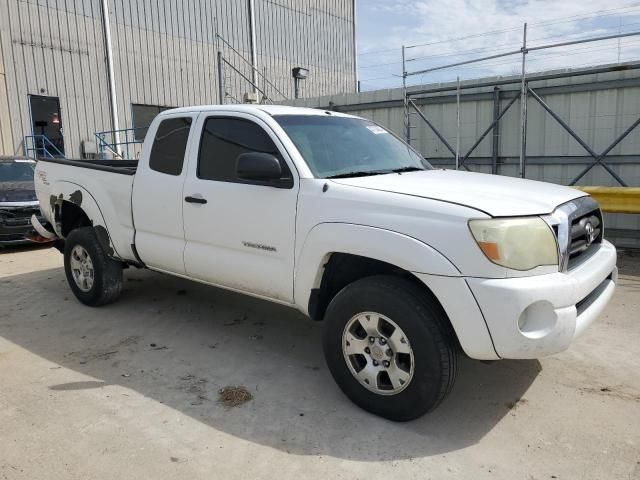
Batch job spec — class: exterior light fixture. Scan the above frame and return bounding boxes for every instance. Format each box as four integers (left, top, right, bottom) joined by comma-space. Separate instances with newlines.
292, 67, 309, 99
52, 112, 61, 125
292, 67, 309, 80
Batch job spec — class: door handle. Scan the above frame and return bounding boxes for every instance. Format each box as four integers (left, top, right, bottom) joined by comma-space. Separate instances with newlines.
184, 195, 207, 204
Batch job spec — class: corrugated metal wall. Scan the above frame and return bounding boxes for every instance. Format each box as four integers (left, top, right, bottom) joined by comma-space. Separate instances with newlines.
0, 16, 11, 155
0, 0, 113, 158
0, 0, 356, 158
282, 66, 640, 247
254, 0, 356, 99
108, 0, 223, 130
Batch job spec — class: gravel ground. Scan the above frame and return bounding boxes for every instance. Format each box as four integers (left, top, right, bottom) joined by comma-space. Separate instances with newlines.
0, 245, 638, 480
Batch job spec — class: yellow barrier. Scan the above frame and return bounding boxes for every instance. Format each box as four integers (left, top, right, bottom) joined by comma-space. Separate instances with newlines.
574, 186, 640, 214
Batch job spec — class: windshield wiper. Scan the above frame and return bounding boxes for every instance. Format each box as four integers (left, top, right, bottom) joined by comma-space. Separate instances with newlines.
390, 166, 424, 174
326, 170, 390, 179
326, 166, 424, 179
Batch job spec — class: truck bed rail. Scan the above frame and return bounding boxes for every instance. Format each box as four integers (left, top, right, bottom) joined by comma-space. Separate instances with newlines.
37, 158, 138, 175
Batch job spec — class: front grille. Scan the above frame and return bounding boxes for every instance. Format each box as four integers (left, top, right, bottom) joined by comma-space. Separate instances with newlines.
567, 208, 603, 268
3, 216, 33, 226
0, 207, 43, 241
544, 196, 603, 272
0, 206, 40, 216
0, 233, 29, 241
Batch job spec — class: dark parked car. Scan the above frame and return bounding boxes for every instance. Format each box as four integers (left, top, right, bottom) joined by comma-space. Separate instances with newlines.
0, 157, 51, 246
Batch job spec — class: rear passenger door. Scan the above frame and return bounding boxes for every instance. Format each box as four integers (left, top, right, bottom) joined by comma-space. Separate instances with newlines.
132, 114, 195, 274
182, 113, 298, 302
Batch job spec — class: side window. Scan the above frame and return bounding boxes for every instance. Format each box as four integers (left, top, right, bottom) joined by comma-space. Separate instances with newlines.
198, 117, 291, 184
149, 117, 192, 176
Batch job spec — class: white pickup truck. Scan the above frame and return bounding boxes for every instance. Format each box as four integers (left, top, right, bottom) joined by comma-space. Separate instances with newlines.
33, 105, 617, 421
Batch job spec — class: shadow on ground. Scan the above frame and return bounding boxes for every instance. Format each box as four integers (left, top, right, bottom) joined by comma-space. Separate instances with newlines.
0, 262, 542, 461
0, 243, 53, 254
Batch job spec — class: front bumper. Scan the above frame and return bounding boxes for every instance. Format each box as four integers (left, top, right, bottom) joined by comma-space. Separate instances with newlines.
0, 210, 50, 246
466, 240, 617, 359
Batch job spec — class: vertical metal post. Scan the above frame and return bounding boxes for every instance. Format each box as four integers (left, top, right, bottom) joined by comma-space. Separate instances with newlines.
455, 76, 461, 170
247, 0, 259, 95
491, 86, 501, 174
217, 51, 225, 104
263, 66, 267, 102
294, 78, 300, 99
402, 45, 410, 144
101, 0, 121, 154
352, 0, 359, 93
617, 17, 622, 63
519, 23, 528, 178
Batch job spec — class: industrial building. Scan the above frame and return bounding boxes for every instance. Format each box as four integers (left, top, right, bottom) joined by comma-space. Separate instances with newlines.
0, 0, 357, 158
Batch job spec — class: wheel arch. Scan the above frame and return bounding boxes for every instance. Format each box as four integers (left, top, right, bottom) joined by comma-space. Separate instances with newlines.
310, 253, 458, 340
294, 223, 460, 320
49, 182, 119, 258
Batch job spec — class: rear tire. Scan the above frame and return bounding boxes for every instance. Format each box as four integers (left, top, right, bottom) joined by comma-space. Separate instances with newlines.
322, 275, 458, 421
64, 227, 122, 306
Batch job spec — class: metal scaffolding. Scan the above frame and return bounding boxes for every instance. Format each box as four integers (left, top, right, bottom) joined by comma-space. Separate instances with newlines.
215, 33, 288, 105
402, 27, 640, 186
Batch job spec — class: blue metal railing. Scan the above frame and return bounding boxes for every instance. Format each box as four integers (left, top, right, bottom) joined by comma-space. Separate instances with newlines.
24, 135, 66, 159
95, 127, 146, 159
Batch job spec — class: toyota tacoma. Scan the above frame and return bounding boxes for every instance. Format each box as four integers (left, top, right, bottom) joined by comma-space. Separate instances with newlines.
33, 105, 617, 420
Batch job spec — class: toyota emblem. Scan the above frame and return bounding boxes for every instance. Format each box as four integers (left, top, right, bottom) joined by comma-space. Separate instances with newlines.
584, 221, 596, 246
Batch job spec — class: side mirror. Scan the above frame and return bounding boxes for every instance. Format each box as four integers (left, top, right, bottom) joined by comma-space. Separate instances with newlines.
236, 152, 283, 184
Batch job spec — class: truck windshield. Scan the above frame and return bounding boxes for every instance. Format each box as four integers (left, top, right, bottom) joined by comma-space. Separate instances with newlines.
0, 161, 35, 183
273, 115, 430, 178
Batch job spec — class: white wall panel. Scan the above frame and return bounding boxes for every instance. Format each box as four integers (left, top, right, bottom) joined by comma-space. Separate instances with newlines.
0, 0, 357, 157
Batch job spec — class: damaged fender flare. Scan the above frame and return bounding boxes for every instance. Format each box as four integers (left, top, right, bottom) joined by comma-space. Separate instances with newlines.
30, 214, 57, 239
48, 182, 120, 259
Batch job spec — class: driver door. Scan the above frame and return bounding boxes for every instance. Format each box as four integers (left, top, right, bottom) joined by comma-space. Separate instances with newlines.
182, 113, 298, 302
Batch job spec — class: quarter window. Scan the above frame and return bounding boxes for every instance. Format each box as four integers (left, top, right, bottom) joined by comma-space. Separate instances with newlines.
148, 117, 192, 176
198, 117, 291, 184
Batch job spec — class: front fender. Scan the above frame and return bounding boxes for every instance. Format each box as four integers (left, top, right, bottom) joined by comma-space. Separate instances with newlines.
293, 222, 460, 314
293, 222, 499, 360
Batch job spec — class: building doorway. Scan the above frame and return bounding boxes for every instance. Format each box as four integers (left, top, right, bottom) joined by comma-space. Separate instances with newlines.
29, 95, 65, 157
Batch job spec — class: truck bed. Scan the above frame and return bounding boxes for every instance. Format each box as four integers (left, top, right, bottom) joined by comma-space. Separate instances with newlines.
34, 158, 137, 262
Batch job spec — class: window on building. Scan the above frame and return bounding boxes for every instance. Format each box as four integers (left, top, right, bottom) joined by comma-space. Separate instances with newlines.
148, 117, 192, 176
197, 117, 291, 185
132, 104, 173, 140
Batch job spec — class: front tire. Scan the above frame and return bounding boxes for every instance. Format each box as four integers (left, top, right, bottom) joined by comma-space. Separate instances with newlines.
322, 275, 458, 421
64, 227, 123, 306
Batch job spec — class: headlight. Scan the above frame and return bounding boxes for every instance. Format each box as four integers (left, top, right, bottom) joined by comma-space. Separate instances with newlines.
468, 217, 558, 271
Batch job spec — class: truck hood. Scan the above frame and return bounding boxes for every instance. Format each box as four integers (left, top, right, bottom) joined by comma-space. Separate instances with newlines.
0, 181, 38, 204
331, 169, 587, 217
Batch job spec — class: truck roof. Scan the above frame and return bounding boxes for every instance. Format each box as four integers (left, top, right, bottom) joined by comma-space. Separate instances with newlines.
160, 104, 357, 118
